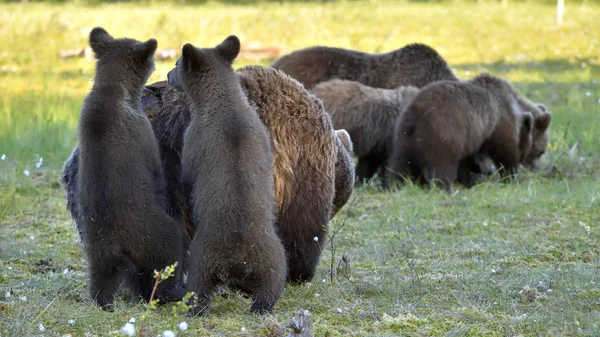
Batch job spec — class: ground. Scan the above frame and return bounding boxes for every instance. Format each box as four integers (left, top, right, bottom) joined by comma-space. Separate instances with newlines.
0, 1, 599, 336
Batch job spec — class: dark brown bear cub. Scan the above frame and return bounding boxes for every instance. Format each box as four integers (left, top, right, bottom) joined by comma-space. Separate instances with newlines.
77, 28, 186, 310
387, 75, 533, 191
167, 36, 286, 315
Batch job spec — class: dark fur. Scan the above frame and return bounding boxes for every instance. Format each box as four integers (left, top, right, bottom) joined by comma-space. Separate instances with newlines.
62, 72, 350, 286
515, 96, 552, 168
387, 74, 533, 191
271, 43, 458, 90
310, 80, 420, 183
167, 36, 286, 315
75, 28, 186, 310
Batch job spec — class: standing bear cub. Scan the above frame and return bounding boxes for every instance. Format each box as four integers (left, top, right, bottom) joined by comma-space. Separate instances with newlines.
76, 28, 186, 310
167, 36, 287, 315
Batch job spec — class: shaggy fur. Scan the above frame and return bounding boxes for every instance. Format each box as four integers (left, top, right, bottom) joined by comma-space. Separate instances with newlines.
332, 129, 355, 216
310, 80, 420, 183
75, 28, 186, 310
167, 36, 287, 315
271, 43, 458, 90
62, 72, 352, 285
237, 65, 337, 283
387, 74, 533, 191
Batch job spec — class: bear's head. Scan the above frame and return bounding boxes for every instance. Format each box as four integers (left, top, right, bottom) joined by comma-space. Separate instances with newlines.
89, 27, 157, 90
167, 35, 241, 94
523, 103, 552, 169
517, 110, 534, 163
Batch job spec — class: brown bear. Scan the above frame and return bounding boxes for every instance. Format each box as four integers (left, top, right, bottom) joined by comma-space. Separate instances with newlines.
61, 68, 352, 284
387, 73, 534, 191
272, 43, 551, 171
75, 28, 186, 310
167, 36, 287, 315
271, 43, 458, 90
515, 96, 552, 169
236, 65, 338, 283
310, 79, 420, 183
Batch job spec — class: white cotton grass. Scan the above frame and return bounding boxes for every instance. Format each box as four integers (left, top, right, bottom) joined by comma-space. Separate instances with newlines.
1, 154, 5, 160
162, 330, 176, 337
121, 322, 135, 336
313, 236, 319, 242
23, 170, 30, 176
36, 157, 43, 168
38, 324, 45, 332
178, 321, 188, 331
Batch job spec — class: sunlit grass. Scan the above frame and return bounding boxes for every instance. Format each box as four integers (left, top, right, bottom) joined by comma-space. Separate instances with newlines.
0, 1, 599, 336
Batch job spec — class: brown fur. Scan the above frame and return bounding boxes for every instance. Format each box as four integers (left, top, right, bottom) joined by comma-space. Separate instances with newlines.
62, 70, 351, 284
310, 79, 419, 183
76, 28, 186, 310
515, 96, 552, 168
387, 74, 533, 191
167, 36, 286, 315
271, 43, 458, 90
332, 129, 355, 216
237, 65, 337, 283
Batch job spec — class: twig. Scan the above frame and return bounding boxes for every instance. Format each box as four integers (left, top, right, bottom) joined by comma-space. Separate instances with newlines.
328, 189, 365, 282
138, 270, 164, 337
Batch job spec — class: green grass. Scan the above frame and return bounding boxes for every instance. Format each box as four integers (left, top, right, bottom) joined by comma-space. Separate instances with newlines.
1, 1, 599, 336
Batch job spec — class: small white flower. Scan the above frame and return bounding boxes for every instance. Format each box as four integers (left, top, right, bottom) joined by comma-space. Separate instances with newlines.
162, 330, 176, 337
23, 170, 30, 176
491, 268, 496, 273
240, 327, 247, 332
7, 266, 12, 270
1, 154, 5, 160
336, 308, 343, 314
68, 319, 75, 325
321, 278, 326, 283
29, 235, 35, 240
19, 296, 27, 302
121, 322, 135, 336
546, 288, 553, 294
373, 276, 381, 281
314, 293, 320, 298
586, 92, 591, 97
178, 322, 188, 331
313, 236, 319, 242
38, 324, 45, 332
128, 317, 136, 323
36, 162, 42, 168
5, 291, 11, 298
63, 268, 70, 274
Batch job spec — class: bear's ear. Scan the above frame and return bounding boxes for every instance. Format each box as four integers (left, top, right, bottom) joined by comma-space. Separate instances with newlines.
535, 112, 552, 131
216, 35, 240, 64
536, 103, 547, 112
335, 129, 353, 153
521, 111, 534, 134
134, 38, 158, 62
181, 43, 204, 71
89, 27, 114, 59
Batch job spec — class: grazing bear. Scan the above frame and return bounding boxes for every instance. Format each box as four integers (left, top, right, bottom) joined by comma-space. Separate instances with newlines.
236, 65, 338, 283
332, 129, 355, 216
167, 36, 287, 315
310, 79, 420, 183
76, 28, 186, 310
273, 42, 552, 170
387, 74, 533, 191
270, 43, 458, 90
515, 96, 552, 168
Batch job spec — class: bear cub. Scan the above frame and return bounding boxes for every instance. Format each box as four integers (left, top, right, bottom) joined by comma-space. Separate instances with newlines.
387, 74, 533, 191
167, 36, 287, 315
76, 28, 186, 310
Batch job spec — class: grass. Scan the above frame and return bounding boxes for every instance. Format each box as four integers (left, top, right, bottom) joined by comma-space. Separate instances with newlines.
0, 1, 599, 336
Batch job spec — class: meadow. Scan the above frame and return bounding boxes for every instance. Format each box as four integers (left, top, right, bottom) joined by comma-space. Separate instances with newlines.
0, 1, 599, 336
